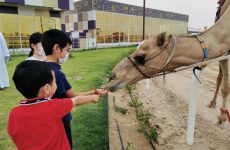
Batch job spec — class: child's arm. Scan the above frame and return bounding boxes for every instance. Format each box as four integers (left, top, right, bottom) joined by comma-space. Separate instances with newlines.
73, 89, 95, 96
66, 88, 108, 97
76, 89, 108, 96
71, 94, 100, 106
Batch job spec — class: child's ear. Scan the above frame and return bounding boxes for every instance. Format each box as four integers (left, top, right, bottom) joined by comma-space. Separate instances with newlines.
53, 44, 60, 53
38, 84, 49, 97
31, 43, 36, 49
43, 84, 50, 96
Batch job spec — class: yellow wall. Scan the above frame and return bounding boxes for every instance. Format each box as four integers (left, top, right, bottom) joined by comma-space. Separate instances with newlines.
96, 10, 188, 43
35, 10, 49, 17
0, 13, 61, 48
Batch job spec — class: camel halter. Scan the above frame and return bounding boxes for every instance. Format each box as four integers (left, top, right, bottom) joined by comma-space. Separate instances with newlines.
127, 35, 177, 79
194, 34, 209, 61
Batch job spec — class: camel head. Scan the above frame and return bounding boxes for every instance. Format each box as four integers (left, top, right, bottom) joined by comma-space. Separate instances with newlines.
105, 32, 174, 92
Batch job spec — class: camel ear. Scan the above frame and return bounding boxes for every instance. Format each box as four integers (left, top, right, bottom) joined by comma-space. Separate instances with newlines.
157, 32, 166, 46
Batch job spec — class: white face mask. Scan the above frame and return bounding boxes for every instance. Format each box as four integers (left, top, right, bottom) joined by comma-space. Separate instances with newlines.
36, 43, 45, 56
58, 53, 69, 64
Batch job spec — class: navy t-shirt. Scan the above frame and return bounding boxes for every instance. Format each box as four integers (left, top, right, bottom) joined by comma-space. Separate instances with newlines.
47, 62, 72, 122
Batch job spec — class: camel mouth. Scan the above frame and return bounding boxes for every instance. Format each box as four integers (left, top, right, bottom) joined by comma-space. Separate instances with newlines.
105, 75, 144, 92
105, 79, 128, 92
108, 86, 118, 92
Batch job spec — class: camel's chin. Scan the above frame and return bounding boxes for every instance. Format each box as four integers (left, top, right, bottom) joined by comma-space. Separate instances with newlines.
106, 76, 145, 92
106, 83, 126, 92
108, 86, 120, 92
105, 80, 129, 92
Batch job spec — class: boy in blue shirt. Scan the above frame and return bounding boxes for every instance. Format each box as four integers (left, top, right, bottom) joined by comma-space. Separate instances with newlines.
42, 29, 107, 148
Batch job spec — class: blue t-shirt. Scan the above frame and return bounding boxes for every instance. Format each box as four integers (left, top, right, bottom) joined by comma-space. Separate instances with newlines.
47, 62, 72, 122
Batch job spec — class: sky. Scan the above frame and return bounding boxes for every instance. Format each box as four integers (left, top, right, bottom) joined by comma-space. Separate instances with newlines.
73, 0, 218, 29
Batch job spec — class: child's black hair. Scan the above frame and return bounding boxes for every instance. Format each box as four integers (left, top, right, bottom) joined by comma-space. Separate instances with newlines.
13, 60, 54, 99
28, 32, 43, 57
42, 29, 72, 55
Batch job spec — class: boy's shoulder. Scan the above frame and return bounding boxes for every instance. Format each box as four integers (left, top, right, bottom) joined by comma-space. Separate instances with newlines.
9, 98, 72, 117
46, 61, 60, 68
10, 98, 72, 110
46, 62, 63, 75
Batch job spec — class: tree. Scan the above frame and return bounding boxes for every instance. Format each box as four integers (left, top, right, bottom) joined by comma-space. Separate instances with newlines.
96, 28, 102, 49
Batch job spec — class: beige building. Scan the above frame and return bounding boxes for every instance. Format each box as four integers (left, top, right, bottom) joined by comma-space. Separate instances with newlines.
0, 0, 73, 52
0, 0, 189, 51
64, 0, 188, 49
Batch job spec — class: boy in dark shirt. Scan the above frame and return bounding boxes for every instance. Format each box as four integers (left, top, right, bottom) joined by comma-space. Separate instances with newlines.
42, 29, 107, 148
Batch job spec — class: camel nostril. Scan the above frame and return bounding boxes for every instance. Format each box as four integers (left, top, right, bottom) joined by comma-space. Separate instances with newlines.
108, 73, 116, 82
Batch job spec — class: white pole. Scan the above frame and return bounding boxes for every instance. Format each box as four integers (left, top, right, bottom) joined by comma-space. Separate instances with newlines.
186, 68, 201, 145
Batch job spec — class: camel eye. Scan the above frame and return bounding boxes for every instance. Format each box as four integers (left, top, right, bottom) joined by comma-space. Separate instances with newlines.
134, 54, 146, 65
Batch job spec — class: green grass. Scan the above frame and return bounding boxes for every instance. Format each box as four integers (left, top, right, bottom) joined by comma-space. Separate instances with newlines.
0, 46, 135, 150
0, 56, 25, 150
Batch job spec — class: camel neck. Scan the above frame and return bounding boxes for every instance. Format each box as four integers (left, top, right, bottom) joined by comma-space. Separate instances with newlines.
167, 4, 230, 70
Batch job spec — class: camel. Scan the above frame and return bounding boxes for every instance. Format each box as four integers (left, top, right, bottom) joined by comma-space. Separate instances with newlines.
209, 0, 229, 108
105, 0, 230, 125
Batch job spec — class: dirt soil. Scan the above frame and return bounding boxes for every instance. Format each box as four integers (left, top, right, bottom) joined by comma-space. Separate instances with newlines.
108, 62, 230, 150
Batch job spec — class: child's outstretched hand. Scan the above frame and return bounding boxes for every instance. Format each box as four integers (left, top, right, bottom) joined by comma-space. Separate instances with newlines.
94, 89, 109, 96
72, 94, 100, 106
91, 94, 100, 103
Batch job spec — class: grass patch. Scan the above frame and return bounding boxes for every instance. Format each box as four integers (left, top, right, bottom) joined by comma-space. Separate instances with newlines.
0, 46, 135, 150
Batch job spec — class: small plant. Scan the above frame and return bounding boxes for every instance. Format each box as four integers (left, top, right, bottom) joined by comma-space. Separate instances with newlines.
129, 97, 143, 108
136, 109, 151, 125
148, 128, 158, 141
126, 85, 136, 93
114, 105, 128, 115
125, 142, 134, 150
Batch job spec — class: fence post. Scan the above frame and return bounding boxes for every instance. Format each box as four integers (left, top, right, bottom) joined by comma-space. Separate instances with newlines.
186, 68, 201, 145
145, 79, 150, 90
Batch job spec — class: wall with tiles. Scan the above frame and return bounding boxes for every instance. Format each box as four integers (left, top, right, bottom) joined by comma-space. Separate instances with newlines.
74, 0, 188, 22
1, 0, 73, 10
69, 0, 188, 49
64, 10, 96, 49
5, 0, 24, 4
